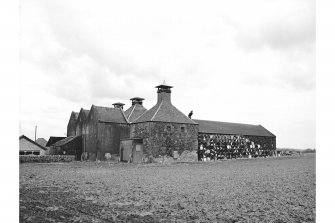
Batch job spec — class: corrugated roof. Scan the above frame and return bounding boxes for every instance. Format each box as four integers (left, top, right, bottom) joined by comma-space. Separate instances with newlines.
124, 104, 148, 123
93, 105, 128, 123
133, 101, 197, 124
194, 119, 275, 137
52, 136, 79, 147
46, 136, 66, 147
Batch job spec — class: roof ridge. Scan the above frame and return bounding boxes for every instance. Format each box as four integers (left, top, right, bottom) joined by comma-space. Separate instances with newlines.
120, 108, 130, 124
128, 104, 137, 120
194, 119, 259, 127
171, 104, 198, 124
151, 102, 163, 121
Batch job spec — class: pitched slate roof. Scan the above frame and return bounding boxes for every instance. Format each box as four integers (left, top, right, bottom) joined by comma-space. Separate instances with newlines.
52, 136, 79, 147
36, 138, 47, 147
124, 104, 148, 123
93, 105, 129, 123
194, 119, 275, 137
19, 135, 47, 151
46, 136, 66, 147
133, 101, 197, 124
133, 83, 196, 124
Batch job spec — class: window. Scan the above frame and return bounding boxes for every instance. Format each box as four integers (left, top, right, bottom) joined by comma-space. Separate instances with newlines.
181, 127, 185, 132
135, 145, 142, 151
166, 126, 171, 131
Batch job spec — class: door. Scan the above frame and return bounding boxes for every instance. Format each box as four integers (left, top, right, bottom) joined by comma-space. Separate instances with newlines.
121, 140, 133, 162
132, 144, 143, 163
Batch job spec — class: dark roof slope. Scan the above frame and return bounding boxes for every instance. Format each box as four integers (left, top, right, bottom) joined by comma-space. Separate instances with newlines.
52, 136, 80, 147
71, 111, 79, 120
124, 104, 148, 123
19, 135, 47, 150
36, 138, 47, 147
194, 119, 275, 137
77, 108, 90, 122
46, 136, 66, 147
133, 102, 197, 124
93, 105, 129, 123
81, 109, 90, 118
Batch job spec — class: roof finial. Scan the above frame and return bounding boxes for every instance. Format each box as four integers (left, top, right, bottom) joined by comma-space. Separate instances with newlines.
162, 80, 166, 85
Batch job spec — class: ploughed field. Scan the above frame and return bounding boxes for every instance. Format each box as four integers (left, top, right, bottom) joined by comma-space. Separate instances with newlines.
20, 154, 315, 223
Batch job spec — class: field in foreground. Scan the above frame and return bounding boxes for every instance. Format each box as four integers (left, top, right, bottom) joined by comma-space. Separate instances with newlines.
20, 154, 315, 223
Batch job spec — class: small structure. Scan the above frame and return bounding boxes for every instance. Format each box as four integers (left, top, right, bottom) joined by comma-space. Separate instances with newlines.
46, 136, 66, 147
19, 135, 47, 155
51, 136, 83, 160
120, 138, 143, 163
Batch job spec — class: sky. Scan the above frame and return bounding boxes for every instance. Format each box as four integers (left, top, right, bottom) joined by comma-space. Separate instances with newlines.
19, 0, 315, 149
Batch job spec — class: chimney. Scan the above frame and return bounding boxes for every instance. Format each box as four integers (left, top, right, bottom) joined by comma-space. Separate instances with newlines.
130, 97, 145, 106
155, 80, 173, 104
112, 102, 125, 109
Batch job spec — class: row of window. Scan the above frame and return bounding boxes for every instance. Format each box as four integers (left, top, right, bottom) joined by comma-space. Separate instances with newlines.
166, 125, 186, 133
19, 151, 40, 155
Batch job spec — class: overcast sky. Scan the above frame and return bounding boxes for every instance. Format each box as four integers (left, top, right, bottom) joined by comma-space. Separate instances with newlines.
19, 0, 315, 149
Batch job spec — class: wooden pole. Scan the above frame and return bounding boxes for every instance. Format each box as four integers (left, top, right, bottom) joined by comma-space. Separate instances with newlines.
35, 125, 37, 141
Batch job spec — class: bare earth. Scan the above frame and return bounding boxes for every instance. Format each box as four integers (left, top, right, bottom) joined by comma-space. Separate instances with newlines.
20, 154, 315, 223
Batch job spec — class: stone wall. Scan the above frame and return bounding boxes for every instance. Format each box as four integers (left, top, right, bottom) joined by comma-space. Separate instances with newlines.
198, 133, 276, 160
131, 122, 198, 159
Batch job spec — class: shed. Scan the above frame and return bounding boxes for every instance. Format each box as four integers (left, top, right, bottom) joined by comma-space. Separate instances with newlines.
194, 119, 276, 160
120, 138, 143, 163
51, 136, 83, 160
46, 136, 66, 147
19, 135, 47, 155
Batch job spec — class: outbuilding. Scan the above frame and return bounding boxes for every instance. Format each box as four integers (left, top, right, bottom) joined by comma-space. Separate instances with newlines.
195, 119, 276, 160
19, 135, 47, 156
51, 136, 83, 160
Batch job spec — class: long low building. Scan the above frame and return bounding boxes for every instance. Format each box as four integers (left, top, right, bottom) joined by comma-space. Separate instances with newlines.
194, 119, 276, 160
